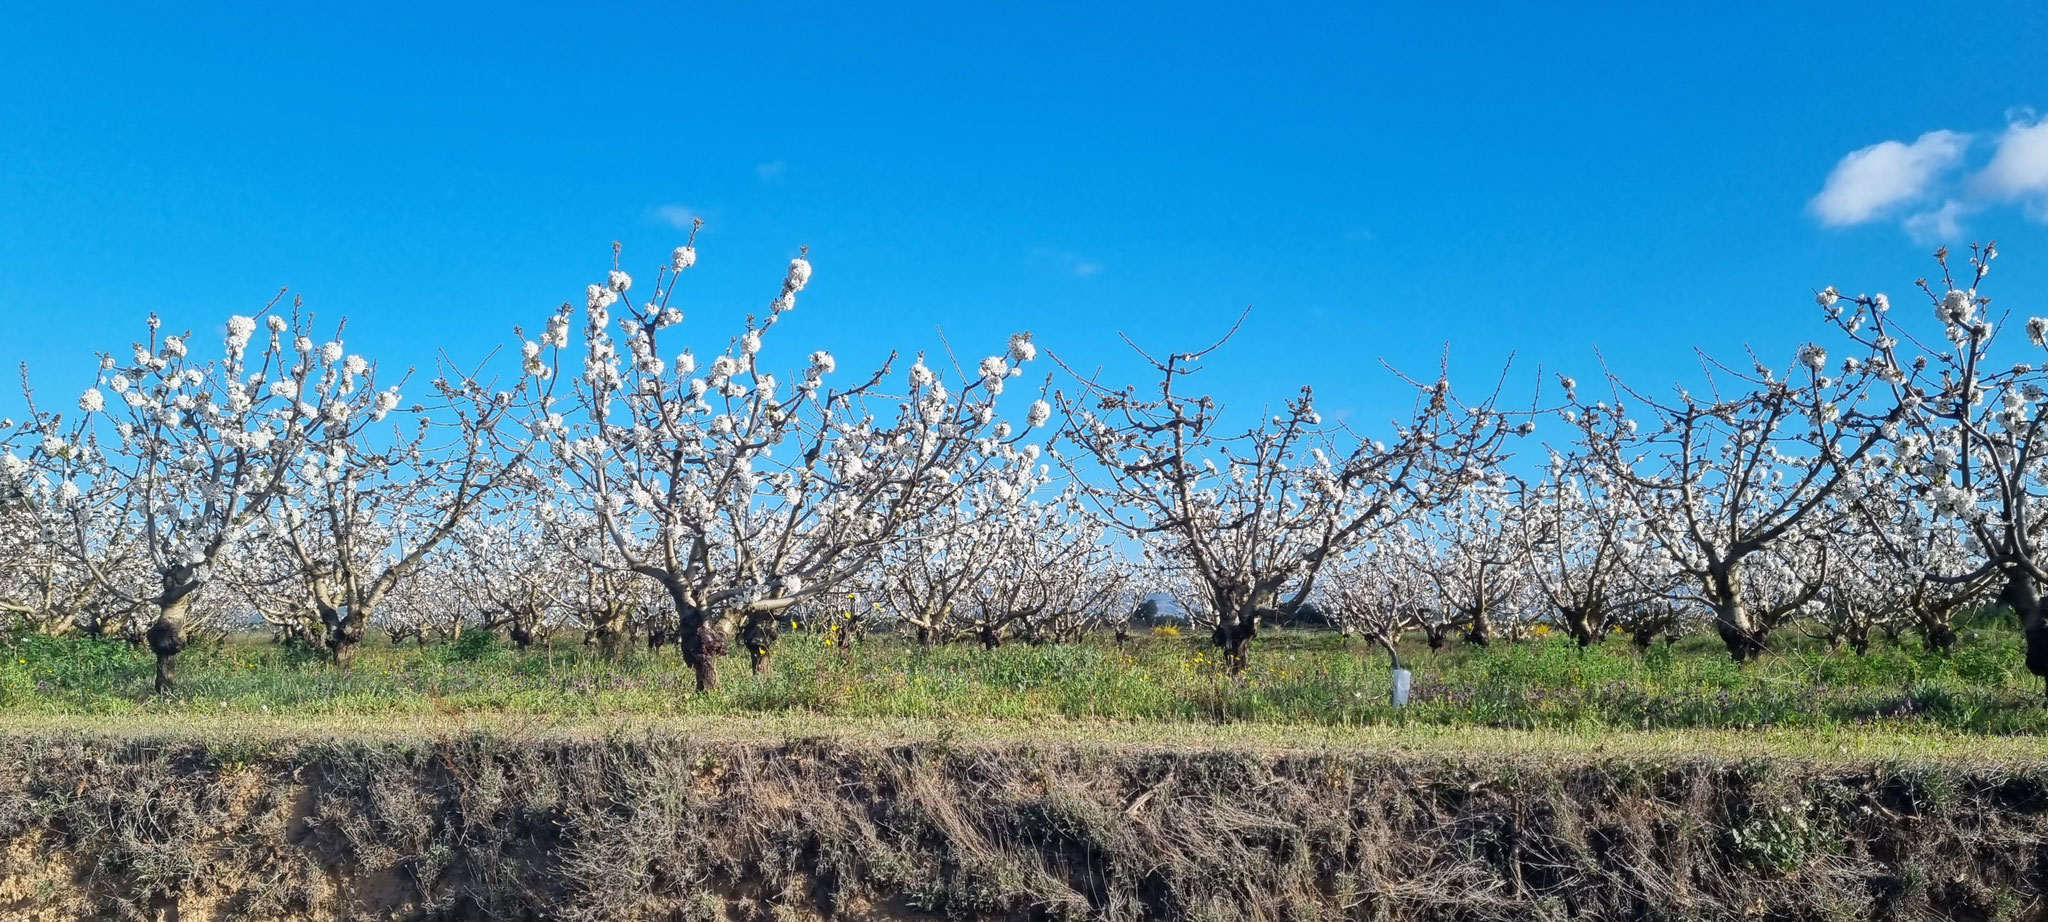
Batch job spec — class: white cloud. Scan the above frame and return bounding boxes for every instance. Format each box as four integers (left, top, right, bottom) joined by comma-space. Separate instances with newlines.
1902, 199, 1976, 243
653, 204, 699, 229
1029, 247, 1103, 279
1809, 130, 1970, 226
1973, 115, 2048, 214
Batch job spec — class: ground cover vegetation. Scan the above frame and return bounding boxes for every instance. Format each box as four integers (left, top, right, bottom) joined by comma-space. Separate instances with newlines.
2, 621, 2046, 737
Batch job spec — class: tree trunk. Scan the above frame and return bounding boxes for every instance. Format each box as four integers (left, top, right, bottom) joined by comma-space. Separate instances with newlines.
1712, 599, 1766, 662
915, 625, 934, 648
509, 621, 536, 652
665, 585, 726, 692
686, 615, 722, 691
1561, 607, 1599, 647
1368, 631, 1404, 672
1212, 609, 1256, 674
977, 623, 1002, 651
1709, 565, 1765, 662
597, 624, 625, 660
321, 603, 366, 670
147, 596, 191, 695
1462, 605, 1492, 647
1921, 619, 1958, 654
741, 613, 779, 676
2000, 572, 2048, 704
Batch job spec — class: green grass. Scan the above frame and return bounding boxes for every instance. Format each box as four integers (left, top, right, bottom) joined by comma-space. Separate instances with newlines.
4, 623, 2047, 738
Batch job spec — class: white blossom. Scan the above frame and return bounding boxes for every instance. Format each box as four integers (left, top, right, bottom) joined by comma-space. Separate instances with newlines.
225, 315, 257, 353
1938, 289, 1974, 326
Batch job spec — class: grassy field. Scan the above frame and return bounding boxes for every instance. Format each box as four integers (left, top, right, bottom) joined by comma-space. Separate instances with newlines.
6, 617, 2048, 741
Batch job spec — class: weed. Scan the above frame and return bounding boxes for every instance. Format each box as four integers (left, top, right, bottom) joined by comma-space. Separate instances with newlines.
0, 626, 2044, 737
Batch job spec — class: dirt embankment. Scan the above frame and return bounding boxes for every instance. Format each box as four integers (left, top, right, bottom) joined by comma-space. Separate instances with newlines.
0, 730, 2043, 921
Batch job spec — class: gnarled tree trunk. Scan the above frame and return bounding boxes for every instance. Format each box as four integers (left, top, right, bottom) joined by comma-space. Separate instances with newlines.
1461, 604, 1493, 647
593, 605, 629, 660
1561, 606, 1602, 648
147, 595, 191, 695
2001, 572, 2048, 703
1920, 620, 1958, 654
662, 584, 725, 692
741, 612, 780, 675
1212, 607, 1258, 674
1708, 564, 1766, 663
321, 603, 367, 669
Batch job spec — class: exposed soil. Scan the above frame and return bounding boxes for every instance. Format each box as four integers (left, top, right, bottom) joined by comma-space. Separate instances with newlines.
0, 730, 2042, 920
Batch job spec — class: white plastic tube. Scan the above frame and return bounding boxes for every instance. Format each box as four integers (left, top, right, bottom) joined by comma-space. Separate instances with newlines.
1391, 668, 1412, 707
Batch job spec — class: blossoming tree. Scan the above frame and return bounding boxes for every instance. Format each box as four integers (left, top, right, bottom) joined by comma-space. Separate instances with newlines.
30, 303, 360, 691
264, 351, 542, 667
1517, 452, 1671, 647
871, 468, 1040, 647
965, 490, 1139, 648
1321, 531, 1434, 668
1059, 326, 1520, 673
1821, 244, 2048, 690
0, 422, 152, 638
1413, 477, 1527, 646
1568, 328, 1895, 662
534, 238, 1048, 690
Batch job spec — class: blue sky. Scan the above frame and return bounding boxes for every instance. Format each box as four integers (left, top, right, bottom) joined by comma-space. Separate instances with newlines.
3, 1, 2047, 436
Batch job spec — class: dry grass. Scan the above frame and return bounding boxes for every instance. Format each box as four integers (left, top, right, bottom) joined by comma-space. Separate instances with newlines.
2, 710, 2043, 765
0, 725, 2043, 920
